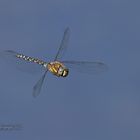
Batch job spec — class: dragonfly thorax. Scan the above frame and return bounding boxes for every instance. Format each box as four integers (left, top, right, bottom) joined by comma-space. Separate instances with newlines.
47, 61, 69, 77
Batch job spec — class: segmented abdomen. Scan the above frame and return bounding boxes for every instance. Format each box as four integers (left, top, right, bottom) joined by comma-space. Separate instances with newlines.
16, 54, 46, 66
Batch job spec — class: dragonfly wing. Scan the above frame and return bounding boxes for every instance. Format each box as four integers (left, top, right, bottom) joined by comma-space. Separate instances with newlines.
32, 70, 48, 97
62, 60, 108, 74
54, 27, 70, 60
0, 50, 45, 74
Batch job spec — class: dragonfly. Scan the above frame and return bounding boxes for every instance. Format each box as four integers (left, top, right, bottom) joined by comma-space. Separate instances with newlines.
0, 28, 108, 97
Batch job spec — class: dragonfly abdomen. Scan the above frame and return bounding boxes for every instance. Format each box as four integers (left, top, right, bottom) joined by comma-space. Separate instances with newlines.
16, 54, 46, 66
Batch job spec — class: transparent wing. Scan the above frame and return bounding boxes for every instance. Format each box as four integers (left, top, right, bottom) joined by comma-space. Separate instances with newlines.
32, 70, 48, 97
54, 27, 70, 60
62, 60, 108, 74
0, 50, 44, 74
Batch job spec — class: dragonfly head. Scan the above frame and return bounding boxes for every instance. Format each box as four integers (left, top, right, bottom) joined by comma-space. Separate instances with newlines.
58, 67, 69, 77
62, 68, 69, 77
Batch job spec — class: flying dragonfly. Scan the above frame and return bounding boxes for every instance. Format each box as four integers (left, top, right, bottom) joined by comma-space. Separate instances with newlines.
0, 28, 108, 97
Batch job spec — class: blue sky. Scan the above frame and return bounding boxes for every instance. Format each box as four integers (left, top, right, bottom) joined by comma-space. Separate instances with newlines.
0, 0, 140, 140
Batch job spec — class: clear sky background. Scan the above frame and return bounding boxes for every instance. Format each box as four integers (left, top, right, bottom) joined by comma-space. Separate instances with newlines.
0, 0, 140, 140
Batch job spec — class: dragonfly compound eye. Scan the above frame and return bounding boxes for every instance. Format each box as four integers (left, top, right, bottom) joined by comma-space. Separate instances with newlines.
62, 69, 69, 77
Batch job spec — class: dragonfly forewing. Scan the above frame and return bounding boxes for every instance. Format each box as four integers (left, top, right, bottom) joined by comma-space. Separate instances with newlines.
62, 60, 108, 74
32, 70, 48, 97
54, 27, 70, 61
